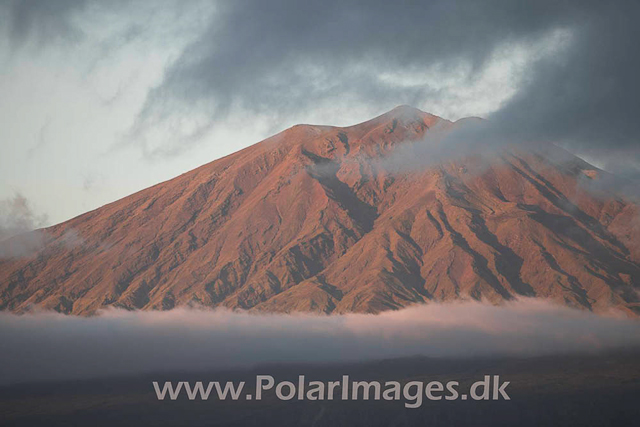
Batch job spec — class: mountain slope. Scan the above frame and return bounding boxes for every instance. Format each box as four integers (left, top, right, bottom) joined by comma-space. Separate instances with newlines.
2, 106, 640, 315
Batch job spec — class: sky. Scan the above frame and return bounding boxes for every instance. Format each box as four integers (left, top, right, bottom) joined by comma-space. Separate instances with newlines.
0, 0, 639, 230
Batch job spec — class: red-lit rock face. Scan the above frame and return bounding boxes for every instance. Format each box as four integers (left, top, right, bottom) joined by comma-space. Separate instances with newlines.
2, 106, 639, 315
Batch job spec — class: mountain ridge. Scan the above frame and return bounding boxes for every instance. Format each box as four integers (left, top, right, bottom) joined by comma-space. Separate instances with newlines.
2, 106, 640, 315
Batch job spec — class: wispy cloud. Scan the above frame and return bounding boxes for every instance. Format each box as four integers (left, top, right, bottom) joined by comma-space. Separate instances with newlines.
0, 193, 48, 258
0, 193, 86, 259
0, 193, 46, 240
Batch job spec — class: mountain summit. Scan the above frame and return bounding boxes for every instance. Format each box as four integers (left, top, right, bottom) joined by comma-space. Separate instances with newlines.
2, 107, 640, 315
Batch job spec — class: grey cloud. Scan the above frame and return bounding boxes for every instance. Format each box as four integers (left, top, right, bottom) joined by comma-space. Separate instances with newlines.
5, 1, 638, 171
487, 1, 640, 175
131, 0, 640, 176
132, 0, 575, 157
0, 0, 188, 56
1, 0, 89, 49
1, 300, 639, 385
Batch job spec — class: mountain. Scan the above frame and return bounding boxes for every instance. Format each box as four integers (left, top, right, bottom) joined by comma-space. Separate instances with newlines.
2, 106, 640, 315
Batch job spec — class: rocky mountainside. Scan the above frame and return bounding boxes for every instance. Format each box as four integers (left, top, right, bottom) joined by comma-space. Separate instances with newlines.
2, 106, 640, 315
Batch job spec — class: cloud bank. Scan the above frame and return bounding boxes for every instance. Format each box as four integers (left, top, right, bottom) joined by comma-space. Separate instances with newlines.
1, 299, 639, 385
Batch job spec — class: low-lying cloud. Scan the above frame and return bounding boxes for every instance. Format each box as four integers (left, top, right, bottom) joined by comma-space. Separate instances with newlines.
1, 299, 639, 385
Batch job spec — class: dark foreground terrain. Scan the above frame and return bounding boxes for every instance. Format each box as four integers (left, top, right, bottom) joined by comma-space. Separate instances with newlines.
1, 350, 639, 426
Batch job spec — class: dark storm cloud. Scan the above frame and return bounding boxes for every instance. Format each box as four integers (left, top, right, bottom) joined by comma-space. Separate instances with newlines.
131, 0, 639, 171
1, 300, 639, 385
6, 1, 637, 166
486, 1, 640, 177
132, 0, 577, 156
